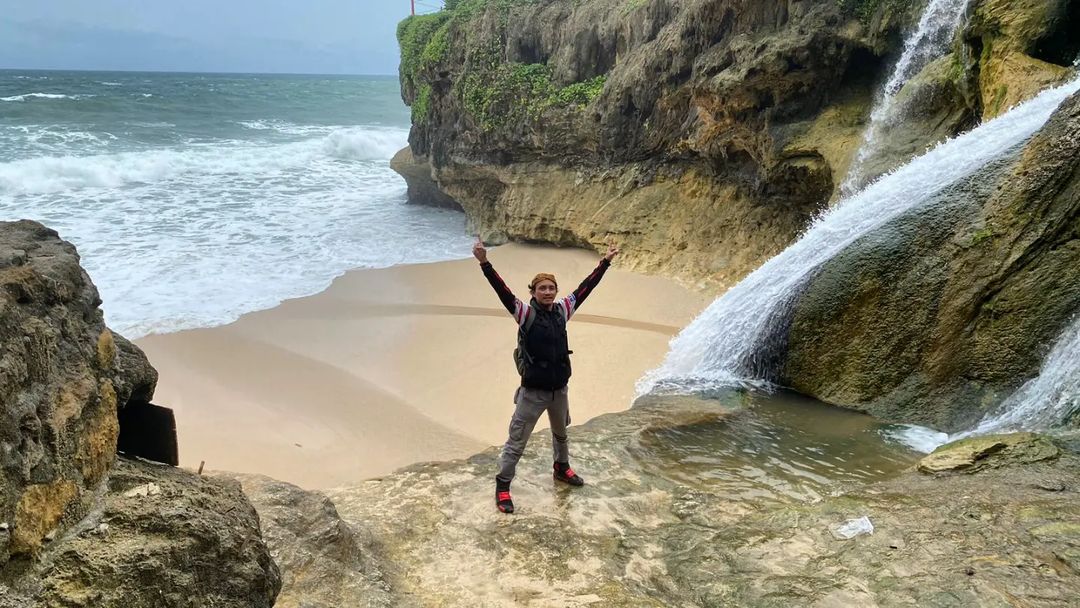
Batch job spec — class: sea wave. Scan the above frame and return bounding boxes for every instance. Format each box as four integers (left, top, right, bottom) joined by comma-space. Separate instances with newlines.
321, 127, 405, 161
1, 93, 94, 102
0, 126, 407, 194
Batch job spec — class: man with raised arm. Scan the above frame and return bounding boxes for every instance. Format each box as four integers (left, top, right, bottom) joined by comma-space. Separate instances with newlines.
473, 238, 620, 514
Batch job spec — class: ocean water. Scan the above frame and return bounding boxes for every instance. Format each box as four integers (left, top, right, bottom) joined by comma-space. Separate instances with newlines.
0, 70, 473, 337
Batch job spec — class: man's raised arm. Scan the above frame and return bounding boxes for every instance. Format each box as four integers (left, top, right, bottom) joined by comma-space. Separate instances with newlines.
562, 244, 620, 319
474, 237, 528, 323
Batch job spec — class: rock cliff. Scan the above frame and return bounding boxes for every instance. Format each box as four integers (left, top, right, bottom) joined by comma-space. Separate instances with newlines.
396, 0, 1078, 289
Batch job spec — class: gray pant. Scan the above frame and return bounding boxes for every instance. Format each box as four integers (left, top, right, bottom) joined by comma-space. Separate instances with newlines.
496, 385, 570, 483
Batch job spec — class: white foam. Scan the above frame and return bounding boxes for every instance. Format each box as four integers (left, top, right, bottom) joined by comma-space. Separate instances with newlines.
0, 127, 408, 195
881, 425, 950, 453
1, 93, 92, 102
321, 127, 405, 160
0, 124, 466, 338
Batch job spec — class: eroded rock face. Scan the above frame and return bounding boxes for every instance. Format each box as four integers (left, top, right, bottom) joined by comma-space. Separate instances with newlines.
0, 220, 154, 562
780, 91, 1080, 430
398, 0, 917, 287
0, 220, 278, 607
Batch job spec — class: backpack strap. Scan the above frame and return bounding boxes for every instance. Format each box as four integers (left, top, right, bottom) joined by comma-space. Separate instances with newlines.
516, 301, 537, 365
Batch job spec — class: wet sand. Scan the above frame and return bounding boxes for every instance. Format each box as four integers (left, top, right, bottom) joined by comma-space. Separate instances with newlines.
136, 243, 709, 488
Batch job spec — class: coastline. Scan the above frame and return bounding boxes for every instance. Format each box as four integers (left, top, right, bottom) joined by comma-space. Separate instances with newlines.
136, 243, 709, 489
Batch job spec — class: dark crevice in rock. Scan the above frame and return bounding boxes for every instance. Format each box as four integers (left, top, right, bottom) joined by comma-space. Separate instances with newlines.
1031, 0, 1080, 67
116, 403, 178, 466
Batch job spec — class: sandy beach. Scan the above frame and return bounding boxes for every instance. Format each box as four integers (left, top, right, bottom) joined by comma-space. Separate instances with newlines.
136, 243, 708, 489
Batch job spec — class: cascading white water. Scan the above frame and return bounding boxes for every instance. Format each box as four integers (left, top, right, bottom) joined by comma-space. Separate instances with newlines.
840, 0, 973, 196
958, 317, 1080, 435
889, 316, 1079, 452
637, 76, 1080, 398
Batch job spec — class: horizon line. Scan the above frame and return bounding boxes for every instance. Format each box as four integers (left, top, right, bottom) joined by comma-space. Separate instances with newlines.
0, 66, 400, 78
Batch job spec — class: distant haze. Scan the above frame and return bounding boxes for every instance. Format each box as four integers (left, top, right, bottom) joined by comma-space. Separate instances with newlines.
0, 0, 433, 74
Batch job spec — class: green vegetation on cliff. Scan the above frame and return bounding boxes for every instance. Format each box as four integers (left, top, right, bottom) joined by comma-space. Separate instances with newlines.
463, 63, 605, 130
398, 0, 606, 128
397, 13, 448, 99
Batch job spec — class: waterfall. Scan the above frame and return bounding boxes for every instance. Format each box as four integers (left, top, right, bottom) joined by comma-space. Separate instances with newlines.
637, 76, 1080, 398
840, 0, 973, 196
958, 317, 1080, 436
889, 316, 1079, 452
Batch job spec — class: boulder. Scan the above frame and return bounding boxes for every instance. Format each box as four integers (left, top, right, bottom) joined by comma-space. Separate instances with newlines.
25, 459, 281, 608
918, 432, 1061, 473
0, 221, 276, 607
229, 474, 393, 608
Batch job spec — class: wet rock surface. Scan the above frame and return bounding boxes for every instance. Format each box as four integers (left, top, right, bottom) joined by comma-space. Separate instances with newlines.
304, 393, 1080, 607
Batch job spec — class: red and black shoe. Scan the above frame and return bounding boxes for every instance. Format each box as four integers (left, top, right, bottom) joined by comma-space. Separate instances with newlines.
553, 462, 585, 486
496, 489, 515, 514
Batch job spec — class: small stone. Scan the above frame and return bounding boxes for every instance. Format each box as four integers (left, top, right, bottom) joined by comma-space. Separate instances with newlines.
93, 523, 110, 535
0, 522, 9, 531
44, 530, 56, 542
1035, 480, 1066, 492
965, 567, 975, 576
124, 482, 162, 498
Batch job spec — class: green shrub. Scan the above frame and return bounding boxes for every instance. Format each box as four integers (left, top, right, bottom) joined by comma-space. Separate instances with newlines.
398, 13, 449, 88
461, 62, 606, 130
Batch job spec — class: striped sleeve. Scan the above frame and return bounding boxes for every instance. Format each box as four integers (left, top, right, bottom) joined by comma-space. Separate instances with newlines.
481, 261, 533, 327
562, 258, 611, 320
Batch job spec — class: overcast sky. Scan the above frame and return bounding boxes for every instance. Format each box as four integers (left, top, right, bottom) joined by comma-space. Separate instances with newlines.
0, 1, 438, 74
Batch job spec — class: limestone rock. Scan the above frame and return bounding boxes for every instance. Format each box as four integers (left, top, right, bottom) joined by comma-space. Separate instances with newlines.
0, 220, 127, 561
781, 91, 1080, 430
918, 432, 1061, 473
0, 221, 268, 607
398, 0, 919, 286
228, 473, 393, 608
389, 146, 462, 210
967, 0, 1079, 119
25, 458, 281, 608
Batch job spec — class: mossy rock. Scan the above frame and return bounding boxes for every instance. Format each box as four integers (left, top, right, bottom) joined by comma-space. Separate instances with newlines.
917, 432, 1061, 474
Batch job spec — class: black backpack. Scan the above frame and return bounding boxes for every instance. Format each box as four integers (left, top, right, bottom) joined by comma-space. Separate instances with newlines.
513, 301, 573, 390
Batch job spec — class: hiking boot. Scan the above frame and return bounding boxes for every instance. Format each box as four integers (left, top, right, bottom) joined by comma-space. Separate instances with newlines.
553, 462, 584, 487
496, 489, 515, 514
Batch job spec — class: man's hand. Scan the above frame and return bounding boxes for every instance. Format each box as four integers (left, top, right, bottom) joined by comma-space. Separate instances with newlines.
472, 236, 488, 263
603, 243, 620, 262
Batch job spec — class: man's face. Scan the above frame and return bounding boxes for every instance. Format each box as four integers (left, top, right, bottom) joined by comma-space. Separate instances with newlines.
532, 280, 558, 306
